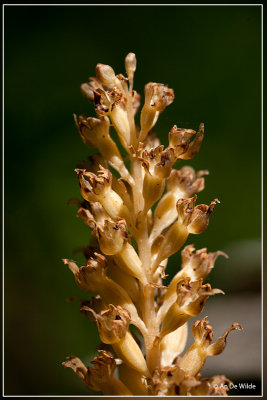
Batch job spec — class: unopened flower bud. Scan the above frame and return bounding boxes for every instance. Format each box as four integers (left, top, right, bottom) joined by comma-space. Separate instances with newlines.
96, 63, 117, 86
125, 52, 136, 84
81, 82, 95, 101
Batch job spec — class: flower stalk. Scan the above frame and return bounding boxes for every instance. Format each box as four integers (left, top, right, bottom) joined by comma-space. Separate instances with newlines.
62, 53, 242, 396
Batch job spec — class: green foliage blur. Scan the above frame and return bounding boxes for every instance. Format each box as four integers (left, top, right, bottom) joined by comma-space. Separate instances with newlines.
4, 5, 261, 395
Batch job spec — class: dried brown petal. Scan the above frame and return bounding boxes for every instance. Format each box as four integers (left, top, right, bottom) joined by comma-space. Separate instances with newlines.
62, 356, 87, 381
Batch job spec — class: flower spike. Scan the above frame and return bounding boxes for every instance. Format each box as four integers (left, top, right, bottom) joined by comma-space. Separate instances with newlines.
63, 52, 243, 396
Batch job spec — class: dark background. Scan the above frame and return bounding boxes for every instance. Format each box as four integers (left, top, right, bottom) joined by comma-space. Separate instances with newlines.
4, 5, 262, 396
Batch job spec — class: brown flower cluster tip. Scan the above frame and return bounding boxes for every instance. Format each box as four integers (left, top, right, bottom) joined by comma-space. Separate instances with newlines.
62, 53, 242, 396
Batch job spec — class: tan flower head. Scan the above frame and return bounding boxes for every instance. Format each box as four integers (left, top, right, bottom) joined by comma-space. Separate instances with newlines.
144, 82, 174, 112
168, 126, 196, 158
89, 304, 131, 344
140, 146, 173, 179
74, 114, 110, 148
75, 166, 124, 219
181, 244, 228, 281
96, 218, 128, 255
85, 351, 117, 391
167, 166, 208, 197
177, 195, 220, 234
62, 253, 108, 293
139, 83, 174, 142
160, 279, 223, 337
178, 317, 243, 376
76, 166, 112, 197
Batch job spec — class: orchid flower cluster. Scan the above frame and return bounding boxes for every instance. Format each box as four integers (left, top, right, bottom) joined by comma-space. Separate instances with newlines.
62, 53, 242, 396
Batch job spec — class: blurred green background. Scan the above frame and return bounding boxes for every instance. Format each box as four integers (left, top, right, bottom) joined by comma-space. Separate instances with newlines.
4, 5, 261, 396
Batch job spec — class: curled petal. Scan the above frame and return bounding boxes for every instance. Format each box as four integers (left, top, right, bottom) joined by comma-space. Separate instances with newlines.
80, 295, 106, 321
207, 323, 243, 356
192, 316, 214, 346
179, 122, 204, 160
62, 356, 88, 381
